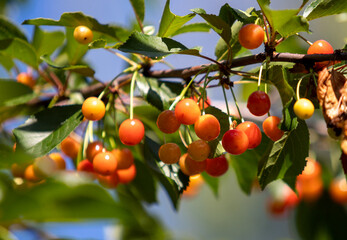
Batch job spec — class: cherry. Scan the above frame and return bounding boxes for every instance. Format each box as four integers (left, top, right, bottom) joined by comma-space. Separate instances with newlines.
247, 91, 271, 116
194, 114, 220, 141
205, 155, 229, 177
156, 110, 181, 134
98, 172, 119, 188
329, 178, 347, 204
24, 164, 42, 182
33, 156, 58, 178
187, 140, 210, 162
158, 143, 181, 164
119, 118, 145, 145
16, 72, 35, 88
117, 163, 137, 184
174, 98, 201, 125
222, 129, 249, 155
86, 141, 104, 162
111, 148, 134, 169
179, 153, 206, 176
11, 163, 29, 178
307, 40, 334, 70
293, 98, 314, 120
190, 95, 211, 110
77, 159, 94, 173
262, 116, 284, 142
183, 174, 204, 198
60, 136, 80, 159
236, 121, 262, 149
82, 97, 106, 121
238, 24, 265, 49
48, 152, 66, 170
93, 151, 118, 176
73, 26, 93, 44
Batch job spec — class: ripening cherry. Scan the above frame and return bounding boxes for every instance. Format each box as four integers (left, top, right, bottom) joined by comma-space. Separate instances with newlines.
293, 98, 314, 120
111, 148, 134, 169
156, 110, 181, 134
24, 164, 42, 182
329, 178, 347, 204
93, 151, 118, 176
179, 153, 206, 176
247, 91, 271, 116
16, 72, 35, 88
307, 40, 334, 70
238, 24, 265, 49
222, 129, 249, 155
262, 116, 284, 142
190, 95, 211, 110
158, 143, 181, 164
117, 163, 137, 184
236, 121, 262, 149
98, 172, 119, 188
77, 159, 94, 172
297, 158, 321, 182
194, 114, 220, 141
33, 156, 58, 178
86, 141, 104, 162
82, 97, 106, 121
187, 140, 211, 162
175, 99, 201, 125
205, 155, 229, 177
61, 136, 80, 159
119, 119, 145, 145
48, 152, 66, 170
183, 174, 204, 198
73, 25, 94, 44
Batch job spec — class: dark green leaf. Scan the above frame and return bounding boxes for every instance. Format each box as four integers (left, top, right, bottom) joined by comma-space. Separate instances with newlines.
171, 23, 211, 37
219, 4, 256, 26
192, 8, 231, 46
304, 0, 347, 21
0, 79, 36, 107
32, 26, 65, 57
0, 104, 38, 124
88, 39, 107, 49
0, 53, 14, 71
258, 119, 309, 190
23, 12, 130, 42
136, 74, 183, 111
230, 133, 272, 194
129, 0, 145, 23
0, 38, 38, 68
40, 55, 95, 77
13, 105, 83, 158
158, 0, 195, 38
0, 16, 27, 41
118, 31, 200, 59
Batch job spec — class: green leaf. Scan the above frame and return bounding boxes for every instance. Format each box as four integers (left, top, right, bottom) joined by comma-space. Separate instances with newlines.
118, 31, 200, 59
13, 105, 83, 158
0, 38, 38, 68
23, 12, 130, 42
0, 175, 130, 221
32, 26, 65, 57
257, 1, 309, 37
40, 55, 95, 77
171, 23, 211, 37
0, 53, 14, 71
304, 0, 347, 21
0, 144, 33, 168
136, 74, 183, 111
129, 0, 145, 23
0, 79, 36, 107
65, 27, 88, 64
0, 16, 27, 41
230, 133, 272, 195
0, 105, 37, 124
192, 8, 231, 46
219, 4, 256, 26
258, 119, 309, 190
201, 171, 219, 197
158, 0, 195, 38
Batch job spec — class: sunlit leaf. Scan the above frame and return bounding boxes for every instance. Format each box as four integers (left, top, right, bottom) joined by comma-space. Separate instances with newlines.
171, 23, 211, 37
129, 0, 145, 23
13, 105, 83, 158
304, 0, 347, 21
158, 0, 195, 38
32, 26, 65, 57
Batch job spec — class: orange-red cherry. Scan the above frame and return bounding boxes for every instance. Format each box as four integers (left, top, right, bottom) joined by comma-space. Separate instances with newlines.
222, 129, 249, 155
238, 24, 265, 50
236, 121, 262, 149
156, 110, 181, 134
93, 151, 118, 176
194, 114, 220, 141
205, 155, 229, 177
175, 99, 201, 125
119, 119, 145, 146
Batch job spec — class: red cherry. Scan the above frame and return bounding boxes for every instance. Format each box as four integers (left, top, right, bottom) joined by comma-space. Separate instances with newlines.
247, 91, 271, 116
119, 119, 145, 146
307, 40, 334, 70
222, 129, 249, 155
205, 155, 229, 177
236, 121, 262, 149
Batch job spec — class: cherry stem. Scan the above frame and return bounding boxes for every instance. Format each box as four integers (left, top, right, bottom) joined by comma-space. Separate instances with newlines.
98, 70, 130, 100
296, 74, 311, 100
230, 87, 244, 122
295, 33, 312, 46
201, 67, 212, 115
257, 64, 264, 91
129, 71, 138, 120
105, 49, 138, 67
222, 86, 232, 126
178, 129, 188, 148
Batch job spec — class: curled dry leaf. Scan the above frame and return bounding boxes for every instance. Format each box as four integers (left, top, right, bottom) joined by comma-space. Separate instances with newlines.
317, 67, 347, 155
